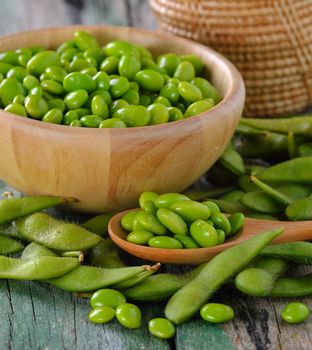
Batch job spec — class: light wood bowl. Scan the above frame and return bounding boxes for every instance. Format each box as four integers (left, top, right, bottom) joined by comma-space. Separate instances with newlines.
0, 25, 245, 213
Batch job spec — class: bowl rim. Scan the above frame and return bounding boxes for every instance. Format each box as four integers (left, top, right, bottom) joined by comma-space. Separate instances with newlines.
0, 24, 245, 134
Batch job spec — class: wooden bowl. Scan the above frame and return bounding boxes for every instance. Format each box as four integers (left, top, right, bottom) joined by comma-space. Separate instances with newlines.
0, 25, 245, 213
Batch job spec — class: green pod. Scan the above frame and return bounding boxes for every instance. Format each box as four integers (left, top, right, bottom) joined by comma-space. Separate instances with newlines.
134, 210, 167, 235
42, 108, 63, 124
135, 69, 164, 92
170, 200, 210, 222
206, 199, 247, 214
181, 55, 204, 75
83, 213, 115, 236
74, 31, 100, 50
21, 242, 58, 259
87, 239, 125, 268
48, 265, 149, 292
148, 103, 169, 125
246, 212, 278, 221
112, 266, 159, 289
63, 72, 97, 92
149, 236, 182, 249
157, 208, 187, 235
122, 265, 204, 302
286, 196, 312, 220
15, 212, 101, 251
190, 220, 218, 247
298, 142, 312, 157
0, 196, 66, 225
191, 77, 221, 103
25, 95, 48, 119
240, 116, 312, 136
184, 99, 214, 118
118, 54, 141, 80
259, 156, 312, 184
240, 191, 283, 214
65, 90, 88, 109
27, 51, 61, 76
100, 56, 119, 74
221, 190, 245, 203
0, 255, 79, 280
0, 235, 24, 255
238, 174, 259, 192
235, 257, 288, 297
4, 103, 27, 117
260, 241, 312, 264
268, 275, 312, 297
91, 95, 109, 119
114, 105, 150, 127
219, 143, 245, 176
174, 61, 195, 81
157, 53, 181, 76
0, 224, 24, 240
174, 233, 200, 248
178, 81, 202, 102
165, 228, 283, 324
0, 77, 25, 106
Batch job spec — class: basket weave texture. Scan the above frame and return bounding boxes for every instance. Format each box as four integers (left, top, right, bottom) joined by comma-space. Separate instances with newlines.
150, 0, 312, 117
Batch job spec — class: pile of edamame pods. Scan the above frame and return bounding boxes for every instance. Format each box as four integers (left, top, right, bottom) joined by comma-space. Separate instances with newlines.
0, 31, 221, 127
186, 114, 312, 222
121, 192, 244, 249
1, 190, 312, 338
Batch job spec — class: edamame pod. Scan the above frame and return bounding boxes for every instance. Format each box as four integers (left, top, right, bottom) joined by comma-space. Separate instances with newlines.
219, 143, 245, 176
21, 242, 58, 259
286, 196, 312, 220
165, 228, 283, 324
48, 265, 151, 292
0, 235, 24, 255
15, 212, 101, 251
87, 239, 125, 268
0, 196, 67, 225
240, 191, 283, 214
0, 255, 79, 280
83, 213, 115, 235
268, 275, 312, 297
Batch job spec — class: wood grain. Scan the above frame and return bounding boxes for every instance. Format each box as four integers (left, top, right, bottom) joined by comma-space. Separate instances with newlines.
0, 25, 245, 213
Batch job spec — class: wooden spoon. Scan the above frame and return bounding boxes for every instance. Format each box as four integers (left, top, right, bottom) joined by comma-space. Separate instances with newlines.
108, 209, 312, 265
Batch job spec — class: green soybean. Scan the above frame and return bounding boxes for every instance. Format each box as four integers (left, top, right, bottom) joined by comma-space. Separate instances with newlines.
191, 77, 221, 103
15, 212, 101, 251
121, 211, 140, 232
184, 99, 214, 118
0, 77, 25, 106
42, 108, 63, 124
174, 233, 200, 248
174, 61, 195, 81
116, 303, 141, 329
127, 230, 154, 245
99, 118, 126, 128
80, 114, 103, 128
157, 53, 181, 76
190, 220, 218, 247
148, 318, 176, 339
154, 193, 190, 209
65, 90, 88, 109
148, 103, 169, 125
157, 208, 187, 235
210, 213, 231, 235
148, 236, 182, 249
90, 288, 126, 309
74, 31, 100, 50
170, 200, 210, 221
178, 81, 202, 102
135, 69, 164, 92
282, 303, 310, 324
88, 307, 115, 324
134, 211, 167, 235
200, 303, 234, 323
27, 51, 61, 76
4, 103, 27, 117
228, 213, 245, 236
114, 105, 150, 127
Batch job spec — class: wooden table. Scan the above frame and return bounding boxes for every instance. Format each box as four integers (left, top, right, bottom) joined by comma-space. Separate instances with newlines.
0, 1, 311, 349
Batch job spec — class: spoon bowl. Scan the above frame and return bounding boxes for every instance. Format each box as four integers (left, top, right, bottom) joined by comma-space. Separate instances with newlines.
108, 209, 312, 264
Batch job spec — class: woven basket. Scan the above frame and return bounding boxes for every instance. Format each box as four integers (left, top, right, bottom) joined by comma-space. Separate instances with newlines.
150, 0, 312, 117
